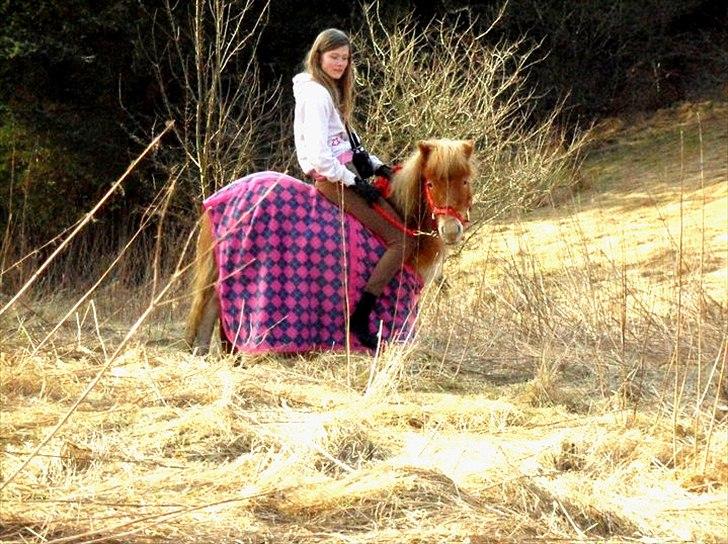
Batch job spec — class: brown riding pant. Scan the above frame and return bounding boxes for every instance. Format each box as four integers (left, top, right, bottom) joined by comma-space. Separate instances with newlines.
315, 180, 414, 297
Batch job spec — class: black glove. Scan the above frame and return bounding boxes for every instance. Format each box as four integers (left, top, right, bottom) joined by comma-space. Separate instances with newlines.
374, 164, 393, 180
352, 176, 381, 205
351, 149, 375, 179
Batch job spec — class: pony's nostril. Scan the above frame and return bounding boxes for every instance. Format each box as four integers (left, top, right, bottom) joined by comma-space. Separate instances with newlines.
453, 224, 463, 242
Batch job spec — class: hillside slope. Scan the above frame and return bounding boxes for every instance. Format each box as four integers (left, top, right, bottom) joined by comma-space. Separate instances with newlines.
1, 103, 726, 543
460, 101, 726, 306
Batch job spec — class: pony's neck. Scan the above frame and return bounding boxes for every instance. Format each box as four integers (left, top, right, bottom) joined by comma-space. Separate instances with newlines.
389, 163, 428, 228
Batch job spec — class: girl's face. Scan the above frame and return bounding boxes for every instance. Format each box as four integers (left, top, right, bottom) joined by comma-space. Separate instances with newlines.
320, 45, 350, 80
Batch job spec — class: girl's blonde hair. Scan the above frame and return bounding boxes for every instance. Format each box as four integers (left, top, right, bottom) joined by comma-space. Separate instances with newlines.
304, 28, 355, 122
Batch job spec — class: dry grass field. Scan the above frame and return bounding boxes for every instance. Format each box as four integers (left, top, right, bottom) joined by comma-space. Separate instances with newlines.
1, 102, 726, 543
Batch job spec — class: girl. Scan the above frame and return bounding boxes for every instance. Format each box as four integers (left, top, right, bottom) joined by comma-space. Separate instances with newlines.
293, 28, 413, 350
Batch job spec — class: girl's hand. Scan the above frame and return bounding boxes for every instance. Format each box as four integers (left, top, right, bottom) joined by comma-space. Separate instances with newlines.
374, 164, 393, 180
352, 177, 381, 205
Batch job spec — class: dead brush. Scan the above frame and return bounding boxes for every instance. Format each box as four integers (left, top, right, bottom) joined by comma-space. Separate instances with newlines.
1, 6, 726, 544
495, 476, 641, 538
265, 465, 484, 526
364, 394, 526, 435
354, 4, 592, 225
312, 420, 394, 477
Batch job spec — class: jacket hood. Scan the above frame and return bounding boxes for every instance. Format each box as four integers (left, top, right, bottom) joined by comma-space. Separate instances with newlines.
293, 72, 316, 93
292, 72, 313, 86
293, 72, 323, 100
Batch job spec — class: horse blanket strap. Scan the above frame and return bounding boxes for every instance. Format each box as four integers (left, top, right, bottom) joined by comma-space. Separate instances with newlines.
203, 171, 423, 353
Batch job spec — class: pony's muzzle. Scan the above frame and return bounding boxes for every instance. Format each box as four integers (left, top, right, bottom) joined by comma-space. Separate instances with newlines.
437, 217, 464, 245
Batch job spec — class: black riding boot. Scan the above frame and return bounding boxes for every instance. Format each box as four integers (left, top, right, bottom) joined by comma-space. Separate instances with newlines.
350, 291, 379, 350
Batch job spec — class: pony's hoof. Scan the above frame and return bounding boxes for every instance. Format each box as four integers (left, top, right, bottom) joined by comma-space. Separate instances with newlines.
190, 345, 210, 356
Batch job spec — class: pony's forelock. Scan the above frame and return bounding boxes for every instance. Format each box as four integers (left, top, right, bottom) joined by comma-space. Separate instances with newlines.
427, 140, 473, 180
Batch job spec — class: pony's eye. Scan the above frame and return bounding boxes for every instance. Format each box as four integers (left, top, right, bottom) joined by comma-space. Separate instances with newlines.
463, 180, 469, 186
426, 182, 434, 188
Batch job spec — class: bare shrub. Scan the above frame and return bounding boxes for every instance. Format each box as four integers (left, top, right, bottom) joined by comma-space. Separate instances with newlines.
137, 0, 284, 201
354, 4, 591, 221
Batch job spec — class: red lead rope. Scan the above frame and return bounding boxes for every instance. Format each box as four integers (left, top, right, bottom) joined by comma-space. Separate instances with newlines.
371, 165, 425, 238
372, 202, 423, 238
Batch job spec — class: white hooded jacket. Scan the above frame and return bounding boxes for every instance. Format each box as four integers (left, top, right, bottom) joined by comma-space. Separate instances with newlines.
292, 72, 381, 186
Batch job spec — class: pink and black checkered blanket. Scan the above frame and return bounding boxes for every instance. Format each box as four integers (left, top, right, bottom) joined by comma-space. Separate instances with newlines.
203, 171, 423, 353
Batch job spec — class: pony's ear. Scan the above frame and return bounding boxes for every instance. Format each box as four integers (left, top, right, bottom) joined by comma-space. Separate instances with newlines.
462, 140, 475, 158
417, 140, 433, 160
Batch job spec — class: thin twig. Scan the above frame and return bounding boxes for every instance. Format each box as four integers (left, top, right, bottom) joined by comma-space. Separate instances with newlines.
0, 121, 175, 319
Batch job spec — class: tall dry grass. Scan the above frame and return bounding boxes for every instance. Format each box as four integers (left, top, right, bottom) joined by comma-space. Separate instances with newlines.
1, 2, 727, 543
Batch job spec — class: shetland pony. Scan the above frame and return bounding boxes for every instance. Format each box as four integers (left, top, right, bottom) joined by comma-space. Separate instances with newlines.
185, 139, 474, 355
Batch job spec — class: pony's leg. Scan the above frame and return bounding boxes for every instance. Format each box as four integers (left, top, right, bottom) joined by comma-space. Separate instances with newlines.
192, 294, 219, 355
185, 212, 219, 354
427, 244, 448, 288
411, 237, 446, 285
218, 317, 234, 355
